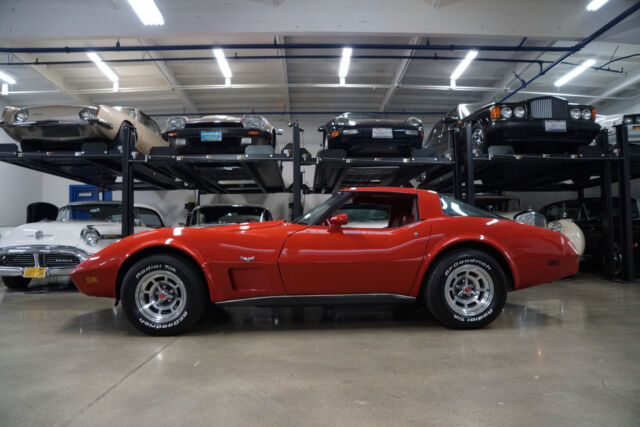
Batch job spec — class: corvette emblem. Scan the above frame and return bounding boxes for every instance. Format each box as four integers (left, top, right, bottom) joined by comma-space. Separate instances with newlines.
240, 256, 255, 263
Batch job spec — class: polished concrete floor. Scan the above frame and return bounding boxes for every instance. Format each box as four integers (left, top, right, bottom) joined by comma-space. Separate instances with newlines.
0, 274, 639, 427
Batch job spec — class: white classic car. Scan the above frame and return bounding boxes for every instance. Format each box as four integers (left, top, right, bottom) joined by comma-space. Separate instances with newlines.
0, 201, 164, 289
475, 194, 586, 256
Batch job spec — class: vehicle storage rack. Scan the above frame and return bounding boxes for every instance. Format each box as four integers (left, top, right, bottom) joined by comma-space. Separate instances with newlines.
420, 124, 636, 282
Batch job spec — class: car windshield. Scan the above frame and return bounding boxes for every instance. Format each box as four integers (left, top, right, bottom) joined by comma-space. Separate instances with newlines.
293, 192, 351, 225
340, 112, 379, 120
190, 206, 271, 226
56, 204, 123, 222
439, 195, 502, 219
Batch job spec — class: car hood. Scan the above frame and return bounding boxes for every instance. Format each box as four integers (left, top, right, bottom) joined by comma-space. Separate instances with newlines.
0, 221, 148, 253
6, 104, 94, 123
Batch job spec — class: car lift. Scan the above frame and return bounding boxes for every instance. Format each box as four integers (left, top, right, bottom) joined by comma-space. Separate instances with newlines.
0, 120, 635, 281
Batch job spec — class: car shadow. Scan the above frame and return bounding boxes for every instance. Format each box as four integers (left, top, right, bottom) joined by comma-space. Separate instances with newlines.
3, 279, 78, 294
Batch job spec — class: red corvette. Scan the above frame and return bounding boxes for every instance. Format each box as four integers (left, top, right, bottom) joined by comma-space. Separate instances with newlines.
70, 187, 579, 335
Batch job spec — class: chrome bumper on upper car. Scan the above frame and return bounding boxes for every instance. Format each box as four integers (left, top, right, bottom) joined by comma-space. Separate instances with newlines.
0, 245, 91, 277
1, 119, 113, 129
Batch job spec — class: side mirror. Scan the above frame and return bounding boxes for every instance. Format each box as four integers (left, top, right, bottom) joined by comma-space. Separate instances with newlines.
275, 128, 284, 135
317, 125, 325, 132
328, 213, 348, 233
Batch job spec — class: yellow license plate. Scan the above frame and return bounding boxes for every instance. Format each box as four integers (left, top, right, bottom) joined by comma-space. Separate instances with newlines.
23, 267, 46, 278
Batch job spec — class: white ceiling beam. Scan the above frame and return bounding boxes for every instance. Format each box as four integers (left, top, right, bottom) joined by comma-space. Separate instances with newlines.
275, 34, 291, 119
379, 36, 421, 112
3, 50, 91, 105
585, 66, 640, 105
137, 39, 198, 114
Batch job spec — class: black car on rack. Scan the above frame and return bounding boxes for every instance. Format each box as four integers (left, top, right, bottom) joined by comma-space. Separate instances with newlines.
318, 113, 424, 157
425, 96, 601, 156
163, 115, 283, 154
539, 197, 640, 274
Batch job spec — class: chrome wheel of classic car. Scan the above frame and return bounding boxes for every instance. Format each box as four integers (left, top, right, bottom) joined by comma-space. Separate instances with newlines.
471, 123, 485, 149
121, 254, 207, 335
443, 265, 494, 317
425, 248, 507, 329
135, 271, 187, 324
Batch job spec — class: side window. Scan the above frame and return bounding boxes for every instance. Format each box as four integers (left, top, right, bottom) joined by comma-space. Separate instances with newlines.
136, 208, 164, 228
332, 193, 417, 229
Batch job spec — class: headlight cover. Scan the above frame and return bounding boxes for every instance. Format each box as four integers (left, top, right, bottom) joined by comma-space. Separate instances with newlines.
501, 106, 513, 118
166, 117, 187, 131
80, 226, 101, 246
547, 220, 564, 233
514, 106, 526, 118
570, 108, 582, 120
14, 109, 29, 122
406, 116, 423, 127
79, 108, 96, 121
242, 115, 267, 130
334, 115, 348, 127
581, 108, 591, 120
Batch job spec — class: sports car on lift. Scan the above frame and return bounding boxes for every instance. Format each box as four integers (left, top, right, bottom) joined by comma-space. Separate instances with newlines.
425, 96, 600, 156
0, 105, 168, 154
71, 187, 579, 336
318, 113, 424, 157
162, 115, 283, 154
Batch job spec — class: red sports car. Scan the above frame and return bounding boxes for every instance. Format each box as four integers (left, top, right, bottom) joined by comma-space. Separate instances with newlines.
71, 187, 579, 335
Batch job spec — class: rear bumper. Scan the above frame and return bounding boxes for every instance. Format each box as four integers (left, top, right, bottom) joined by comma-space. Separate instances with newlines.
165, 127, 273, 154
486, 119, 600, 150
0, 245, 91, 277
328, 128, 423, 156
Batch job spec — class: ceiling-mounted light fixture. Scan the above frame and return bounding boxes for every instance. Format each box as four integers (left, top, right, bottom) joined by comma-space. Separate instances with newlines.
338, 47, 352, 86
0, 70, 16, 85
450, 50, 478, 89
1, 83, 8, 95
127, 0, 165, 25
213, 49, 232, 86
87, 52, 120, 90
586, 0, 609, 11
554, 59, 596, 87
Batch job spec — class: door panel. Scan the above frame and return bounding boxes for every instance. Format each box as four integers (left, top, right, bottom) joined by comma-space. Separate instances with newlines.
278, 221, 430, 295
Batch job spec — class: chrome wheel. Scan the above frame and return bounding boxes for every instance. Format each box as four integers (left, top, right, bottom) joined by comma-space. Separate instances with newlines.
471, 127, 484, 147
444, 264, 494, 317
135, 271, 187, 324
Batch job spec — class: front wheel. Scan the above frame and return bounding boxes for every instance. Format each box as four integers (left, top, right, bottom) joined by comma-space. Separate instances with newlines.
425, 249, 507, 329
121, 254, 207, 335
2, 277, 31, 290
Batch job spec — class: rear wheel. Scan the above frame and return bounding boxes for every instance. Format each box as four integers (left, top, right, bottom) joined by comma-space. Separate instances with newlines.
2, 277, 31, 290
425, 249, 507, 329
121, 254, 207, 335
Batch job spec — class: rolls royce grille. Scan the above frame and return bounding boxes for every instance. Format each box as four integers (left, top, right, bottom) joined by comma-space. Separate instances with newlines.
529, 98, 568, 120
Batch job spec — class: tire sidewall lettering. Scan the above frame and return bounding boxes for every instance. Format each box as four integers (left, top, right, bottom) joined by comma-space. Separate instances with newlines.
134, 263, 186, 328
443, 256, 495, 323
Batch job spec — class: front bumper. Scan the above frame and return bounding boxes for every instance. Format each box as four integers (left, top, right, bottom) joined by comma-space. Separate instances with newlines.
486, 119, 600, 149
0, 245, 92, 278
0, 119, 113, 129
165, 127, 273, 154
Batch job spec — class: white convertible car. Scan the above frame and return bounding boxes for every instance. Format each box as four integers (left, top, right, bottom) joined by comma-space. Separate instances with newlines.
0, 201, 164, 289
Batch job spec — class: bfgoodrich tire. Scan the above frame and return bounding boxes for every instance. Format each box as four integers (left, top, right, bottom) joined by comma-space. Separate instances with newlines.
121, 254, 207, 336
425, 249, 507, 329
2, 277, 31, 290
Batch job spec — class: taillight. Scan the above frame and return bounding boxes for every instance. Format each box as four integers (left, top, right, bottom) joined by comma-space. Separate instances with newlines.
490, 106, 501, 120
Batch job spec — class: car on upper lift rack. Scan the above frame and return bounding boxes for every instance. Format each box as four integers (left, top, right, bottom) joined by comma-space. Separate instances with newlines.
0, 105, 168, 154
425, 96, 600, 156
318, 112, 424, 157
162, 115, 283, 154
597, 112, 640, 155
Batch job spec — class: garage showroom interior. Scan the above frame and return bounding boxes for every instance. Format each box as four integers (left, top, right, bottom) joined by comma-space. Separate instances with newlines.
0, 0, 639, 425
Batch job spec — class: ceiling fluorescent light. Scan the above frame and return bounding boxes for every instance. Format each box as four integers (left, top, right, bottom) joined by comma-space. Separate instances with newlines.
1, 83, 8, 95
112, 81, 119, 92
87, 52, 119, 83
586, 0, 609, 11
554, 59, 596, 87
127, 0, 165, 25
0, 70, 16, 85
213, 48, 232, 86
451, 50, 478, 83
339, 47, 352, 79
450, 79, 456, 89
340, 77, 346, 87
